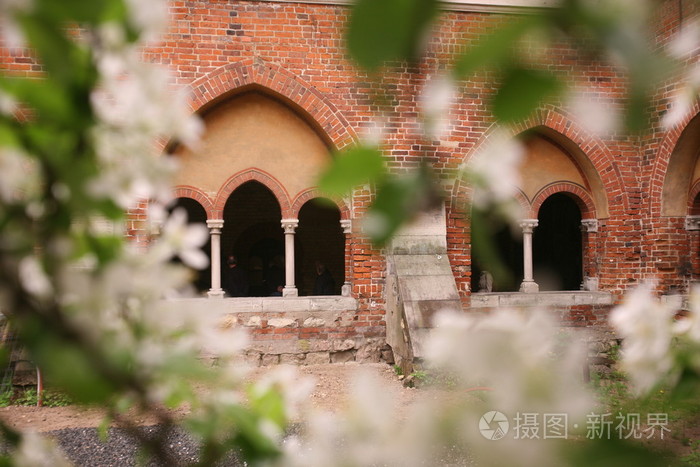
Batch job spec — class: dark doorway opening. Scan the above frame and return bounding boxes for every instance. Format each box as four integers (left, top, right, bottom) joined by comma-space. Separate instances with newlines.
471, 219, 523, 293
296, 198, 344, 295
533, 193, 583, 291
223, 181, 283, 297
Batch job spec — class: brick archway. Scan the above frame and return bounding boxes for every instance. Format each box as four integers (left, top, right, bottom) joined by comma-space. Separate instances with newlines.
652, 104, 700, 216
291, 189, 350, 220
530, 182, 597, 219
213, 169, 292, 219
185, 60, 357, 152
452, 109, 621, 215
173, 185, 215, 219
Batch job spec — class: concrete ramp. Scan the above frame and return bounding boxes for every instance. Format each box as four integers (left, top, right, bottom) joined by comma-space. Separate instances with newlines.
385, 205, 462, 373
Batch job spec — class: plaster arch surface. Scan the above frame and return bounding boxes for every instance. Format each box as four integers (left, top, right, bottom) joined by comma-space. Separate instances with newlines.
185, 60, 357, 152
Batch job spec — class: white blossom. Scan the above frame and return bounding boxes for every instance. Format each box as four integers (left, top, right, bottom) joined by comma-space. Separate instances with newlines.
466, 130, 525, 212
152, 208, 209, 269
567, 87, 621, 138
419, 74, 455, 140
19, 256, 52, 298
15, 431, 71, 467
0, 0, 33, 49
0, 149, 40, 202
668, 20, 700, 59
610, 283, 676, 394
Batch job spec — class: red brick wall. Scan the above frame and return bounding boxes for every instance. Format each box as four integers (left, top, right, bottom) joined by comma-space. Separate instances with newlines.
4, 0, 700, 338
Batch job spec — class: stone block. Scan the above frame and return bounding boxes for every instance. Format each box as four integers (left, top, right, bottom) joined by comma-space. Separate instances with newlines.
244, 316, 262, 327
330, 349, 355, 363
244, 351, 262, 367
280, 353, 305, 364
304, 351, 330, 365
391, 255, 454, 276
303, 317, 326, 327
268, 318, 297, 328
469, 293, 500, 308
261, 354, 280, 366
398, 276, 460, 302
355, 339, 383, 363
332, 339, 356, 351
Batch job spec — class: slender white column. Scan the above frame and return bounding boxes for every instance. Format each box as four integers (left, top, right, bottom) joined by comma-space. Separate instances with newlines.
207, 219, 225, 298
281, 219, 299, 297
340, 219, 352, 297
519, 219, 539, 293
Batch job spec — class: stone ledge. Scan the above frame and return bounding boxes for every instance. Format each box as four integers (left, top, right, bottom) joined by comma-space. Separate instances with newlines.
171, 296, 357, 313
469, 291, 614, 308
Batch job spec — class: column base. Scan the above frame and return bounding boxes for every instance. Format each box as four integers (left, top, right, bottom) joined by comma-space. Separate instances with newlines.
519, 281, 539, 293
282, 286, 298, 297
341, 282, 352, 297
207, 289, 225, 299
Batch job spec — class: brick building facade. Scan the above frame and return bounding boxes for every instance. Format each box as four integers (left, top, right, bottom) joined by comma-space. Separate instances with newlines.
4, 0, 700, 365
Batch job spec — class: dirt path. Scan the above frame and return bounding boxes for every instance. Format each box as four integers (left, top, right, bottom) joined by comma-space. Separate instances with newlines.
0, 363, 422, 433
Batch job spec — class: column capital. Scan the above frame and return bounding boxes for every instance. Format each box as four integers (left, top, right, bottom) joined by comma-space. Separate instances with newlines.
580, 218, 598, 233
340, 219, 352, 235
686, 215, 700, 231
206, 219, 224, 230
519, 219, 538, 233
281, 218, 299, 234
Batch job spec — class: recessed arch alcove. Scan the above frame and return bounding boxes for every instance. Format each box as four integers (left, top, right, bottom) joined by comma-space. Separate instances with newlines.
518, 127, 607, 218
663, 113, 700, 216
296, 198, 344, 296
172, 88, 332, 205
222, 181, 283, 297
533, 193, 583, 291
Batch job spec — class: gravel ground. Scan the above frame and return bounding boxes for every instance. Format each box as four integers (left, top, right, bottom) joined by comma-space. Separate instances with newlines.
50, 426, 240, 466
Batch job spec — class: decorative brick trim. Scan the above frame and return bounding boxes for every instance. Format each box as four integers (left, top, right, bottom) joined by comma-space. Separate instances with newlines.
291, 188, 350, 220
213, 168, 292, 218
172, 185, 215, 219
185, 60, 357, 151
651, 105, 700, 215
530, 182, 597, 219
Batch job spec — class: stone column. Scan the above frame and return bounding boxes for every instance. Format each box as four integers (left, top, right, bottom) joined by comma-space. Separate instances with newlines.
519, 219, 539, 293
281, 219, 299, 297
207, 219, 225, 298
580, 219, 599, 290
340, 219, 352, 297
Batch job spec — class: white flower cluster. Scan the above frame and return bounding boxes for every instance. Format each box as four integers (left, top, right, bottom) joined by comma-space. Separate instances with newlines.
89, 18, 203, 209
464, 130, 525, 220
281, 309, 593, 467
611, 284, 700, 395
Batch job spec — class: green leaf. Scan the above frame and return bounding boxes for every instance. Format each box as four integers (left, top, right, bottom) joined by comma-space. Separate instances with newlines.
318, 146, 386, 197
347, 0, 439, 70
453, 17, 541, 78
364, 163, 441, 245
248, 386, 286, 428
492, 67, 561, 123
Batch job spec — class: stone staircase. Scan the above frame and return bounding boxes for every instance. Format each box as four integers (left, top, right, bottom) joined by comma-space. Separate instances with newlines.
385, 206, 462, 373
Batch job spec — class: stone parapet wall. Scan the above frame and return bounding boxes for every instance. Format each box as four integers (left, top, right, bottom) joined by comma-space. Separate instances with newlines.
469, 292, 615, 326
175, 297, 392, 365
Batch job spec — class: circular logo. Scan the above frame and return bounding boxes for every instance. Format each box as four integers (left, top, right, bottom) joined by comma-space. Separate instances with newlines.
479, 411, 510, 440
